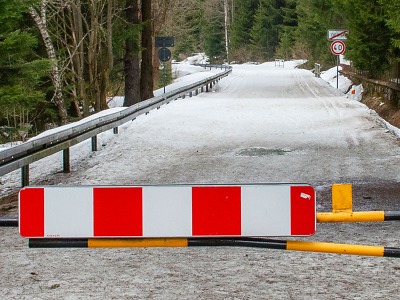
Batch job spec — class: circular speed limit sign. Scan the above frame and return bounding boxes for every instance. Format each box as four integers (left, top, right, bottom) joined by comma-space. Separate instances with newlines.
330, 40, 346, 55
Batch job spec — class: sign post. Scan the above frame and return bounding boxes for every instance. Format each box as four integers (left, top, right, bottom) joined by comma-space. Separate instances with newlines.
330, 40, 346, 89
155, 36, 174, 94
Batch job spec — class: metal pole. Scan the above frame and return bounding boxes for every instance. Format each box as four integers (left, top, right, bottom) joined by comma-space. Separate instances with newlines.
0, 217, 18, 227
163, 62, 166, 94
337, 55, 339, 89
27, 237, 400, 257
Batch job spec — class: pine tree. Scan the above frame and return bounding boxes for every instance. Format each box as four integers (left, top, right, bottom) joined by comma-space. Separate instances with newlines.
230, 0, 258, 60
339, 0, 391, 78
203, 2, 225, 62
380, 0, 400, 51
295, 0, 344, 65
276, 0, 297, 60
0, 0, 51, 134
250, 0, 286, 60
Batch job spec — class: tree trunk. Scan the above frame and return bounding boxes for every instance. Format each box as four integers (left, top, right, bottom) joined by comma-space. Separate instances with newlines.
124, 0, 141, 106
140, 0, 154, 101
30, 2, 68, 125
88, 2, 100, 112
71, 0, 86, 117
224, 0, 230, 62
98, 0, 113, 111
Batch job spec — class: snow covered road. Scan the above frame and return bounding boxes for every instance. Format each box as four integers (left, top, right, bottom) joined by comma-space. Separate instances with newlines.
55, 61, 399, 187
1, 61, 400, 299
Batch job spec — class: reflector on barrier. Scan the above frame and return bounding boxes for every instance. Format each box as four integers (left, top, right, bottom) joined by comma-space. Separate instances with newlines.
19, 184, 316, 238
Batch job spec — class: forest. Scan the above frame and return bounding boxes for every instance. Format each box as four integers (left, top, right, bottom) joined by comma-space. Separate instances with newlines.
0, 0, 399, 142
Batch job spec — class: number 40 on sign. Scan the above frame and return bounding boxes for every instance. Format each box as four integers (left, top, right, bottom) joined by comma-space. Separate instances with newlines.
330, 40, 346, 55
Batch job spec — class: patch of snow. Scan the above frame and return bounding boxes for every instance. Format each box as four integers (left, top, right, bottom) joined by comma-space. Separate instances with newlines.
320, 66, 352, 93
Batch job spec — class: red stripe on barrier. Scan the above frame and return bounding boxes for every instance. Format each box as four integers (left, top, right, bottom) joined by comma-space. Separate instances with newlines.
19, 188, 44, 237
290, 186, 316, 235
192, 186, 241, 236
93, 187, 143, 237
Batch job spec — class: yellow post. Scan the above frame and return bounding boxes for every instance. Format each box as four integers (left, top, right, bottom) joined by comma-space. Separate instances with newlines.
286, 240, 385, 257
332, 184, 353, 213
88, 238, 188, 248
317, 211, 385, 223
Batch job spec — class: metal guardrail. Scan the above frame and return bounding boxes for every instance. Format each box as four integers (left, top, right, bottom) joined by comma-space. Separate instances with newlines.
193, 64, 231, 71
0, 66, 232, 185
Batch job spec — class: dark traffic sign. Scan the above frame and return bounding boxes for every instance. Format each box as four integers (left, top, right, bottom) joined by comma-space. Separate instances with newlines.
155, 36, 174, 48
158, 47, 171, 62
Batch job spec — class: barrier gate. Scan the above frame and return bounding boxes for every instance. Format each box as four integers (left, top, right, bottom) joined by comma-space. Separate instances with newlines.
3, 183, 400, 257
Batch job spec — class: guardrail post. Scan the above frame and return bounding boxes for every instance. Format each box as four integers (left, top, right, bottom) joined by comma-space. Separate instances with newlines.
113, 127, 119, 134
63, 148, 70, 173
206, 84, 209, 92
91, 135, 98, 151
189, 91, 193, 98
315, 63, 321, 78
21, 165, 29, 187
195, 89, 199, 96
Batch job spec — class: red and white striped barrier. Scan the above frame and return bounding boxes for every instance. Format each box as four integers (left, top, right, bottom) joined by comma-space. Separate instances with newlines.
19, 184, 316, 238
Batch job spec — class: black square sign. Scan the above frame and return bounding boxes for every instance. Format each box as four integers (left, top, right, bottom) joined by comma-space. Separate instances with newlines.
155, 36, 174, 48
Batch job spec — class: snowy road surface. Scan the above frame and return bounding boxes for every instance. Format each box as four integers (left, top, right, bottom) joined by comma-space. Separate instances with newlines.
1, 62, 400, 299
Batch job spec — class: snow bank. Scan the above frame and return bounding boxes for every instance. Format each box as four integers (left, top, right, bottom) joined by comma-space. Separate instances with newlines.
178, 53, 210, 65
347, 84, 364, 102
320, 66, 352, 93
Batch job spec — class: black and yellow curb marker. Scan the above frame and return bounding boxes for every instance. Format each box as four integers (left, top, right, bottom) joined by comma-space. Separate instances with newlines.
28, 237, 400, 258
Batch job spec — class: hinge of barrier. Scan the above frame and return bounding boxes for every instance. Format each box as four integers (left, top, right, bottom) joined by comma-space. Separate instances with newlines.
332, 184, 352, 213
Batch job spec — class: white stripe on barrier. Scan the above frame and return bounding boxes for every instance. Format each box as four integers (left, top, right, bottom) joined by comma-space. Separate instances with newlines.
142, 186, 192, 237
241, 185, 291, 236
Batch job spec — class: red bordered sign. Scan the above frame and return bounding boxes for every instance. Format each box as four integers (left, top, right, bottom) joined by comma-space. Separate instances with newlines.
330, 40, 346, 55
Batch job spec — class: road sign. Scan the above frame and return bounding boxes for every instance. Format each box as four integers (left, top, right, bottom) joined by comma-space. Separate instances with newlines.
155, 36, 174, 47
327, 29, 348, 41
19, 184, 316, 238
158, 47, 171, 62
330, 40, 346, 55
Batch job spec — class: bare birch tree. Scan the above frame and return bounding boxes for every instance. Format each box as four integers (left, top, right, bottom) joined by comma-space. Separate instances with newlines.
224, 0, 230, 61
30, 1, 68, 124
